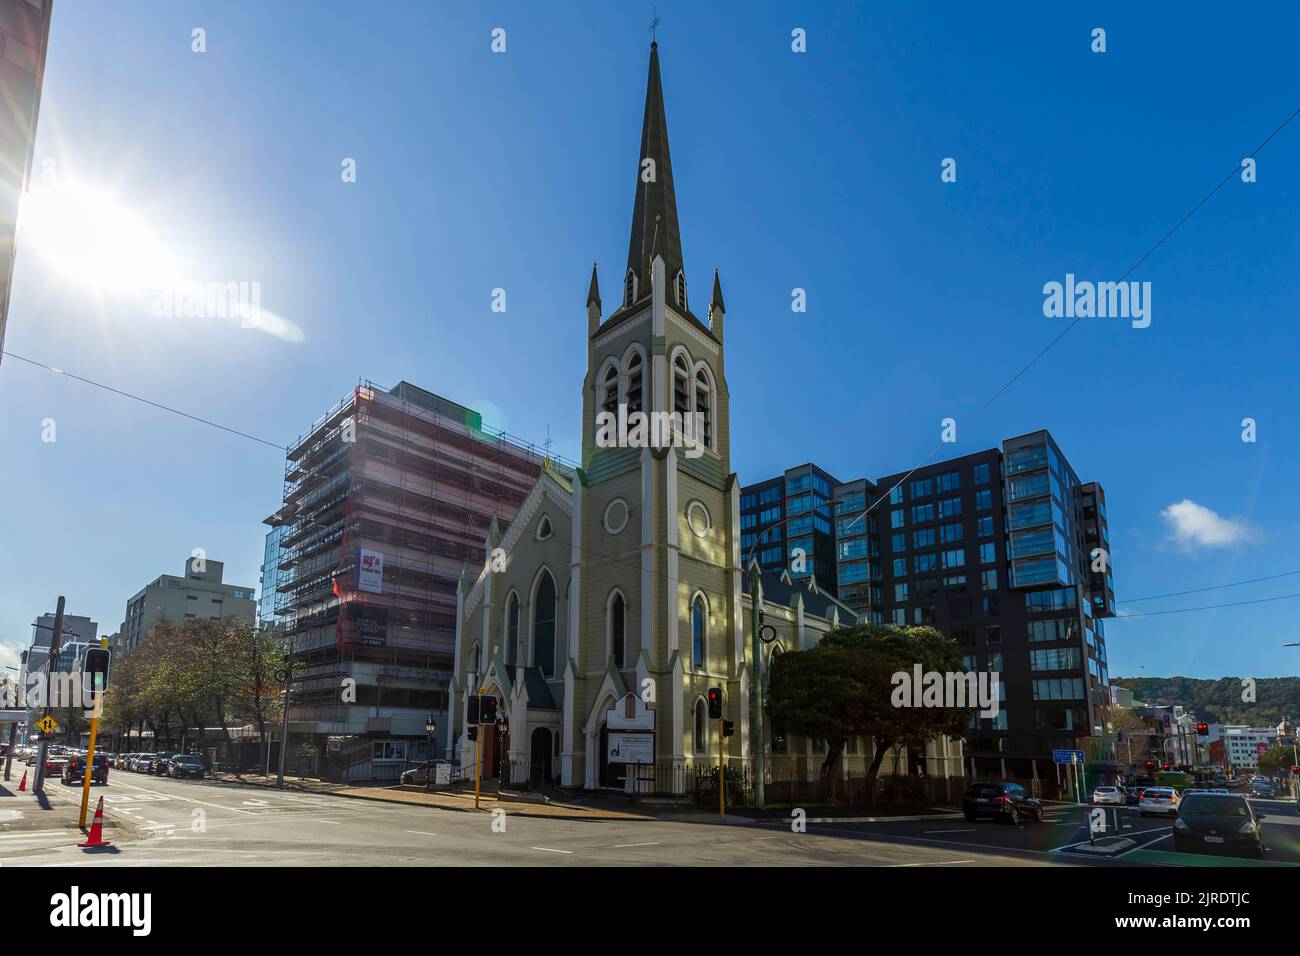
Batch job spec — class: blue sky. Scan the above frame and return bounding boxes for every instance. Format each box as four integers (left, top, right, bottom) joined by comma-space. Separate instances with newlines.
2, 1, 1298, 684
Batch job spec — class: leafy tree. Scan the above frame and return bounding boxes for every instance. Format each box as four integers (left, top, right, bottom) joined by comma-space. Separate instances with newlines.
767, 623, 973, 803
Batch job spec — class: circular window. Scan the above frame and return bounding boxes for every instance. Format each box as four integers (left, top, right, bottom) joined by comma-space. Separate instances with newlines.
603, 498, 629, 535
686, 500, 711, 537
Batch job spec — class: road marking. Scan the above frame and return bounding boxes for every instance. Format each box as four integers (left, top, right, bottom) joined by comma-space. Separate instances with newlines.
314, 819, 342, 825
405, 831, 439, 837
0, 830, 76, 839
923, 829, 976, 834
613, 842, 660, 848
107, 779, 257, 815
530, 846, 573, 854
888, 859, 975, 867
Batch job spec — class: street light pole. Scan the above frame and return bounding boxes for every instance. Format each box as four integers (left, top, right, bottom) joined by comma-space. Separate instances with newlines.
425, 715, 435, 792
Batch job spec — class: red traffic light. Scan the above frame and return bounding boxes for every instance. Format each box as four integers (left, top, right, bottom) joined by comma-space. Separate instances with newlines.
1195, 722, 1208, 736
707, 687, 723, 720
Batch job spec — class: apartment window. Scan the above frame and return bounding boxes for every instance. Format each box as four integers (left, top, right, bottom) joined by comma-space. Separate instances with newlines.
913, 528, 936, 549
937, 471, 960, 493
891, 509, 904, 529
981, 569, 998, 591
1030, 647, 1081, 671
985, 625, 1001, 645
978, 542, 996, 564
889, 486, 904, 505
839, 538, 867, 560
891, 609, 907, 626
976, 489, 993, 510
943, 574, 967, 593
211, 598, 222, 603
891, 532, 906, 552
186, 594, 197, 601
977, 516, 994, 538
911, 504, 934, 524
983, 596, 1000, 617
1025, 587, 1077, 613
940, 523, 963, 544
941, 548, 965, 569
892, 558, 907, 577
974, 463, 990, 484
939, 497, 961, 518
894, 583, 909, 601
914, 554, 937, 574
910, 478, 932, 498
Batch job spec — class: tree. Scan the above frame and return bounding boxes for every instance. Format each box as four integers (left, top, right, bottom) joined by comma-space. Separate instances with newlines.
1257, 743, 1295, 778
767, 623, 974, 803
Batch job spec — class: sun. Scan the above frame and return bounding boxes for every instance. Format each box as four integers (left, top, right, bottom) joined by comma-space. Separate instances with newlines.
18, 181, 178, 293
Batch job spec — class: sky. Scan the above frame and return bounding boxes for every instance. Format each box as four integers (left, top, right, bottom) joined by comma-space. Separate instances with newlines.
2, 1, 1298, 683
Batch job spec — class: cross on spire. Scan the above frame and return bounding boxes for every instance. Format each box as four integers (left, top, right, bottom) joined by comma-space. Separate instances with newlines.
649, 6, 661, 43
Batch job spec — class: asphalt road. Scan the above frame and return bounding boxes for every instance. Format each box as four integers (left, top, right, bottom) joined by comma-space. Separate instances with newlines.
4, 774, 1296, 867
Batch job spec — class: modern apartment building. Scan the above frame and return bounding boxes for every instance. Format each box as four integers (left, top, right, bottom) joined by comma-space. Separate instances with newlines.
1210, 725, 1280, 773
743, 429, 1116, 784
120, 557, 257, 649
258, 523, 283, 628
27, 612, 97, 677
267, 380, 557, 780
0, 0, 51, 363
738, 463, 842, 594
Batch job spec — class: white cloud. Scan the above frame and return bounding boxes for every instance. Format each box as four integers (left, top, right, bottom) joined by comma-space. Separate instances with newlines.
1161, 499, 1256, 551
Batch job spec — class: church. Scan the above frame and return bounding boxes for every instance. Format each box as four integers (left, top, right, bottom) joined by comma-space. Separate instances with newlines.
449, 42, 955, 794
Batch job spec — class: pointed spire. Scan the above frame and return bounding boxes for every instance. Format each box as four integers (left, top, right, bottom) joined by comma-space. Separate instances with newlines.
710, 268, 725, 314
625, 42, 684, 305
586, 262, 601, 309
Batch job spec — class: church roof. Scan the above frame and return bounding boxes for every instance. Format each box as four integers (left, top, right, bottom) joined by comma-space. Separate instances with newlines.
755, 569, 859, 623
626, 42, 684, 305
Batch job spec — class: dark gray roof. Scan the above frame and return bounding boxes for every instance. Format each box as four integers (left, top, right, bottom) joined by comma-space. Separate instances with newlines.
757, 570, 858, 623
523, 667, 558, 710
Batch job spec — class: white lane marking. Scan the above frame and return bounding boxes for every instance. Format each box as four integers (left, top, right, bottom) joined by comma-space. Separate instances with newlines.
923, 829, 976, 834
406, 831, 439, 837
105, 779, 257, 815
888, 859, 976, 867
530, 846, 573, 854
1114, 830, 1174, 857
0, 830, 77, 839
613, 842, 659, 848
314, 820, 342, 825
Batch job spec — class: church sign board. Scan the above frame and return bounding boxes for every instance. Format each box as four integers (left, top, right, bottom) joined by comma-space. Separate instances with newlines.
606, 692, 654, 764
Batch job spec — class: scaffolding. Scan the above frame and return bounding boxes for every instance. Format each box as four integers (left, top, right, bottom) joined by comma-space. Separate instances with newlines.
270, 379, 574, 772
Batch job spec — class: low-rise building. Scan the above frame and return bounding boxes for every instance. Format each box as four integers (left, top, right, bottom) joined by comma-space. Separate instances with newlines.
120, 557, 256, 649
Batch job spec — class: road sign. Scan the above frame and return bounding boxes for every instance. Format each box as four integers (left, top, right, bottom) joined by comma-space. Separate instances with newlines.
36, 715, 58, 734
1052, 749, 1085, 765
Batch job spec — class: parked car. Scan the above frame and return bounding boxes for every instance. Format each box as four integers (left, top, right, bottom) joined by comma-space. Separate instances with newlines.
61, 752, 110, 786
44, 752, 70, 776
168, 755, 205, 779
1173, 793, 1265, 859
149, 752, 177, 776
133, 754, 155, 774
112, 753, 131, 770
399, 761, 450, 786
1092, 786, 1124, 806
1139, 786, 1180, 817
962, 781, 1044, 824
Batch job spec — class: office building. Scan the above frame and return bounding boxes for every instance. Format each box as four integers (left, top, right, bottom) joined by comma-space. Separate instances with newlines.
120, 556, 256, 649
258, 523, 283, 628
267, 380, 554, 780
0, 0, 52, 362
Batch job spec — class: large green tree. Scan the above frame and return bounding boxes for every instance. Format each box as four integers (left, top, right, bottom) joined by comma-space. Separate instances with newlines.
766, 623, 974, 802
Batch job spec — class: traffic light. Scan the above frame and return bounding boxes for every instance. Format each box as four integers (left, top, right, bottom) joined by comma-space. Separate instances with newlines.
1196, 722, 1208, 736
466, 695, 479, 725
467, 726, 478, 741
707, 687, 723, 720
82, 647, 111, 695
479, 695, 497, 725
722, 720, 735, 738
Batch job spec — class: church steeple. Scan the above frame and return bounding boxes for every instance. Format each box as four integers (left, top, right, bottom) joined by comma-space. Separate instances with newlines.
625, 42, 684, 308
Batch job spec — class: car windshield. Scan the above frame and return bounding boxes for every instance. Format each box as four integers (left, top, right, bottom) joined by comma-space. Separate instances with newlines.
1096, 787, 1117, 793
968, 785, 1006, 797
1144, 788, 1172, 797
177, 757, 200, 764
1181, 796, 1249, 817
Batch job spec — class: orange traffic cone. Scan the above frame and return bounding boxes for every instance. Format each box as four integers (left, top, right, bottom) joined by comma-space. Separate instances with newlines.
18, 770, 26, 791
78, 795, 110, 848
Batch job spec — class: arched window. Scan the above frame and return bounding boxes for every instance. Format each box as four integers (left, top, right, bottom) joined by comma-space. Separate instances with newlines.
537, 515, 553, 540
624, 351, 643, 414
672, 354, 691, 416
471, 643, 481, 676
691, 594, 706, 669
624, 269, 636, 307
693, 699, 707, 753
608, 591, 626, 669
533, 571, 557, 678
674, 271, 687, 310
505, 592, 520, 668
601, 363, 619, 416
694, 367, 713, 448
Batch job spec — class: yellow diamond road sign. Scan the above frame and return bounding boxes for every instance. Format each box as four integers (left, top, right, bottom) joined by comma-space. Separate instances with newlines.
36, 715, 57, 735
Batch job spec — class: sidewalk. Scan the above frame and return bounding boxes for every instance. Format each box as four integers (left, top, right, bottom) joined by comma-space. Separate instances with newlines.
0, 774, 138, 856
207, 771, 655, 821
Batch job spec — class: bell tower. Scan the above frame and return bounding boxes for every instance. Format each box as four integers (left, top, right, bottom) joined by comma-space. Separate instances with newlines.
566, 41, 746, 790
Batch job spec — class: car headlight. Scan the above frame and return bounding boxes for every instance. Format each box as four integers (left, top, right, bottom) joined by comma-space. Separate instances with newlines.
1174, 818, 1189, 830
1238, 821, 1257, 834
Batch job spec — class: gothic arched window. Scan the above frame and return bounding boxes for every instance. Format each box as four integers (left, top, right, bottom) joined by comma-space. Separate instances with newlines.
694, 367, 713, 449
624, 269, 636, 307
674, 271, 687, 310
533, 571, 557, 678
673, 354, 691, 416
505, 591, 520, 668
624, 351, 643, 414
609, 590, 626, 669
693, 698, 707, 753
691, 594, 706, 670
601, 363, 619, 416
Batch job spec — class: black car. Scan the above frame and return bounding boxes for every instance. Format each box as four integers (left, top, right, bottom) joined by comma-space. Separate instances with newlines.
962, 781, 1044, 824
1173, 794, 1265, 859
168, 755, 205, 779
60, 752, 110, 786
1123, 785, 1145, 806
150, 752, 177, 775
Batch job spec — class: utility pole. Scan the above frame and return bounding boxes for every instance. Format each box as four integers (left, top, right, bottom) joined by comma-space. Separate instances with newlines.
33, 596, 65, 793
275, 635, 293, 787
3, 650, 26, 781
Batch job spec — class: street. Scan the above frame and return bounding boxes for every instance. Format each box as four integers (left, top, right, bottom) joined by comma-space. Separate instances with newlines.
2, 773, 1296, 867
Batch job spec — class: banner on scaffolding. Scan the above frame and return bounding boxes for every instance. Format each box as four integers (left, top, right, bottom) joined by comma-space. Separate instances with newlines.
358, 548, 384, 593
351, 605, 389, 647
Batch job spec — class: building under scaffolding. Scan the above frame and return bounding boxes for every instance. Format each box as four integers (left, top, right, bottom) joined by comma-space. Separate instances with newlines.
266, 380, 570, 781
